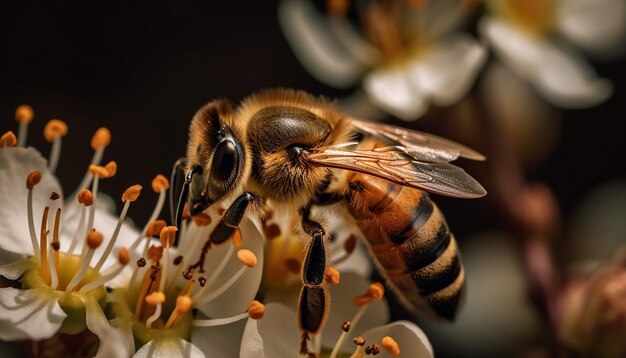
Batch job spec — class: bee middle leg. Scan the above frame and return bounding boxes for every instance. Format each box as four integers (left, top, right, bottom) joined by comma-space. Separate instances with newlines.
300, 206, 327, 287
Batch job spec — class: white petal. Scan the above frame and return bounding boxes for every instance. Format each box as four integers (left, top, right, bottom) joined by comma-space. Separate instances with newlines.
243, 303, 301, 358
363, 66, 429, 120
0, 259, 33, 280
83, 295, 128, 358
480, 17, 613, 108
321, 272, 389, 349
412, 35, 486, 106
0, 147, 63, 261
0, 287, 66, 340
278, 0, 366, 87
239, 319, 265, 358
134, 338, 205, 358
192, 316, 247, 357
360, 321, 433, 358
557, 0, 626, 57
193, 217, 265, 318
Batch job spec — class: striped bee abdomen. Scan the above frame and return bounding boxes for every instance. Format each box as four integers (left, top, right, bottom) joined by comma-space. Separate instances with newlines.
345, 172, 465, 321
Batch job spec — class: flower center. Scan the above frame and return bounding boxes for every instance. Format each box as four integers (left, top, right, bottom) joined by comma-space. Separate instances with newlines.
21, 253, 106, 334
494, 0, 556, 35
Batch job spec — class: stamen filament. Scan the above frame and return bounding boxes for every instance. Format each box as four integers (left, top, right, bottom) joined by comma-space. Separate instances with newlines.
145, 302, 163, 328
191, 312, 249, 327
48, 136, 62, 174
53, 208, 61, 273
48, 244, 59, 290
193, 265, 248, 304
329, 305, 370, 358
40, 207, 50, 284
67, 206, 86, 255
87, 176, 100, 233
79, 263, 125, 293
17, 122, 28, 147
93, 200, 130, 272
27, 189, 40, 262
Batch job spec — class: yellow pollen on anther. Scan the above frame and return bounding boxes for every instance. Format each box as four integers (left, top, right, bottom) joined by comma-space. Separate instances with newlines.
146, 220, 167, 238
368, 282, 385, 300
43, 119, 68, 142
104, 161, 118, 177
151, 174, 170, 193
325, 267, 341, 285
88, 164, 110, 179
191, 213, 212, 227
122, 184, 142, 202
15, 105, 34, 124
175, 295, 193, 316
248, 300, 265, 320
87, 230, 104, 249
381, 336, 400, 356
0, 131, 17, 148
145, 291, 166, 306
147, 245, 164, 262
237, 249, 257, 268
159, 226, 178, 247
91, 127, 111, 150
118, 248, 130, 265
77, 189, 94, 206
26, 171, 42, 190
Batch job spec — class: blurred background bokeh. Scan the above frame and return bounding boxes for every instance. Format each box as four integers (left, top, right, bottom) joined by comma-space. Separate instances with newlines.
2, 1, 625, 356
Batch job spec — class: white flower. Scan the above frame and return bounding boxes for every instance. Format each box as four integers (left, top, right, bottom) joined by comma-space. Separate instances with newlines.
279, 0, 486, 120
479, 0, 625, 108
108, 203, 266, 357
241, 271, 433, 357
0, 113, 140, 356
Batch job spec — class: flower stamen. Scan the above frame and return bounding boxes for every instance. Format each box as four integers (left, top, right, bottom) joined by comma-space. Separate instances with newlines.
68, 189, 93, 254
15, 104, 34, 147
80, 247, 130, 293
44, 119, 68, 174
65, 230, 104, 292
192, 250, 257, 305
40, 206, 51, 284
93, 185, 142, 272
164, 295, 193, 329
381, 336, 400, 356
75, 127, 111, 192
350, 337, 366, 358
26, 171, 42, 262
0, 131, 17, 148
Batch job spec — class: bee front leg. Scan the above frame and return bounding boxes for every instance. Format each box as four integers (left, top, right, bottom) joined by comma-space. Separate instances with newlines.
210, 192, 260, 244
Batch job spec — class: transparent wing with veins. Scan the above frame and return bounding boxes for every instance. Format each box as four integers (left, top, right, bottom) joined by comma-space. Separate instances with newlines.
304, 119, 487, 199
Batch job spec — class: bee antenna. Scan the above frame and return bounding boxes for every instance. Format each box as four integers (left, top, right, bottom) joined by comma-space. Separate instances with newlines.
174, 165, 203, 244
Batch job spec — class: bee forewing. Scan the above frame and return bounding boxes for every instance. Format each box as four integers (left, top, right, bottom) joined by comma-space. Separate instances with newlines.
351, 119, 486, 161
305, 148, 487, 198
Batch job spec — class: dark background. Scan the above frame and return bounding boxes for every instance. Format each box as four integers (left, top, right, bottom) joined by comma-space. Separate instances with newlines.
1, 1, 625, 354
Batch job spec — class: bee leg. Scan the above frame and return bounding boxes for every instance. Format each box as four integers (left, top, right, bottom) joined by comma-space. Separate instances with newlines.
169, 157, 188, 225
210, 192, 260, 244
300, 207, 327, 287
174, 165, 203, 244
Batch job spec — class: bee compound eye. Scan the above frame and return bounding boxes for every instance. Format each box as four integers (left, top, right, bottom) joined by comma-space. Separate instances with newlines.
210, 139, 239, 185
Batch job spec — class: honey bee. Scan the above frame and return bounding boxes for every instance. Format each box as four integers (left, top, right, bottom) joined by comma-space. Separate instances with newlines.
178, 89, 485, 353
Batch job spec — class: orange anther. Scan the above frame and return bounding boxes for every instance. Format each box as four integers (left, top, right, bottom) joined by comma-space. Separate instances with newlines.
146, 220, 167, 238
159, 226, 178, 247
174, 295, 193, 316
88, 164, 110, 178
104, 161, 117, 177
91, 127, 111, 150
118, 248, 130, 265
147, 245, 164, 262
122, 184, 142, 202
368, 282, 385, 300
237, 249, 257, 268
231, 227, 243, 248
151, 174, 170, 193
26, 171, 42, 190
145, 291, 166, 306
381, 336, 400, 356
15, 105, 34, 124
0, 131, 17, 148
325, 267, 341, 285
248, 300, 266, 320
43, 119, 68, 142
77, 189, 94, 206
87, 230, 104, 249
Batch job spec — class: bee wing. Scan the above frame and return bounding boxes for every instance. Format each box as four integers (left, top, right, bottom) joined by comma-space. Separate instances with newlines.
351, 118, 486, 162
304, 147, 486, 198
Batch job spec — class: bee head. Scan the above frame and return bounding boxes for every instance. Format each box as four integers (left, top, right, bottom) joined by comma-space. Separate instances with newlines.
186, 100, 249, 215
